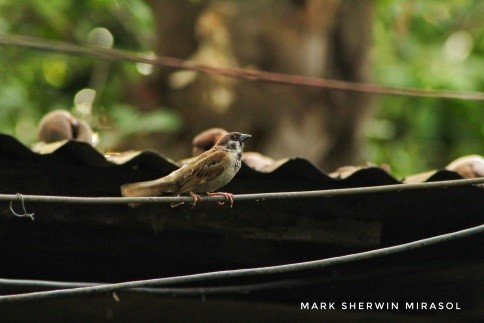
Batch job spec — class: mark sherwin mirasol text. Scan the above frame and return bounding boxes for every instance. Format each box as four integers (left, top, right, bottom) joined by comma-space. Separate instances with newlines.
301, 302, 461, 311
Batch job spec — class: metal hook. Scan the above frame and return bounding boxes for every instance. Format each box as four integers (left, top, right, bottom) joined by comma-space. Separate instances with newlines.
9, 193, 35, 221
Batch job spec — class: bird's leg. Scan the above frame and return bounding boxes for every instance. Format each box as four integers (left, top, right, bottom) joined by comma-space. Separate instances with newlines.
189, 191, 202, 209
208, 192, 234, 208
171, 192, 201, 208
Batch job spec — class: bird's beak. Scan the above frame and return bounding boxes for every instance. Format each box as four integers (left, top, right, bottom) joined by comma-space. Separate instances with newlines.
239, 134, 251, 142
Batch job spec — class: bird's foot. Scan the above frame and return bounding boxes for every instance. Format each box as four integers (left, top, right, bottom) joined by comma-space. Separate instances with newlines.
170, 193, 200, 208
208, 192, 234, 208
189, 191, 202, 209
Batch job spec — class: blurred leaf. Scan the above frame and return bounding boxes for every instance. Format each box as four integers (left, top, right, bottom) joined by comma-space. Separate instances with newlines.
109, 105, 182, 137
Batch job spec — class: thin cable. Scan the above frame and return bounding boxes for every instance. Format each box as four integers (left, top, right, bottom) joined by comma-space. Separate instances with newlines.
0, 259, 452, 296
0, 177, 482, 206
0, 223, 481, 303
1, 34, 483, 101
0, 278, 304, 296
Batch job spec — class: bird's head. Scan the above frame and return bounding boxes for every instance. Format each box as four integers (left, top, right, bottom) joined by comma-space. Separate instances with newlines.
216, 132, 251, 153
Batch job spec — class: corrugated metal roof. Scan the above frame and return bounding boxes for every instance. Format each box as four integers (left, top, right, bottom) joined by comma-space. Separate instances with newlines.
0, 133, 482, 321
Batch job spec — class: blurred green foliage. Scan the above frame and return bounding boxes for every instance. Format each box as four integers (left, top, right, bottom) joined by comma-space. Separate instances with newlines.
368, 0, 484, 176
0, 0, 482, 176
0, 0, 173, 149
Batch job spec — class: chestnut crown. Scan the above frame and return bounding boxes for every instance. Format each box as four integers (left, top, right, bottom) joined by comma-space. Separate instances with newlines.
216, 132, 251, 151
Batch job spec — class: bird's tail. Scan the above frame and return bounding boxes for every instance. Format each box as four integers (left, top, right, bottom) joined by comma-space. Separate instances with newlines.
121, 178, 172, 207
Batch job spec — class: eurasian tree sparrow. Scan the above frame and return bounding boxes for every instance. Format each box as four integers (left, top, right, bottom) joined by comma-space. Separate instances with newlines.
121, 132, 251, 207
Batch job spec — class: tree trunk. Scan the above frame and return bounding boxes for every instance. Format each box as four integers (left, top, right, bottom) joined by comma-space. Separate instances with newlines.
134, 0, 374, 172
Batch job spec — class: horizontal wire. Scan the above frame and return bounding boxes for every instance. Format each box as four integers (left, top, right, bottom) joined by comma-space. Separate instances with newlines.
0, 223, 482, 303
1, 34, 484, 101
0, 177, 482, 206
0, 278, 304, 296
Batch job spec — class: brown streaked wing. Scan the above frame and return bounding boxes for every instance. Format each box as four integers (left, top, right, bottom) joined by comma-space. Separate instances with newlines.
174, 149, 228, 195
193, 150, 227, 178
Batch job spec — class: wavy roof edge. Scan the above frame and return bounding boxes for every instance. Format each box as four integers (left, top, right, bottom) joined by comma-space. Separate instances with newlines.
0, 133, 465, 184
